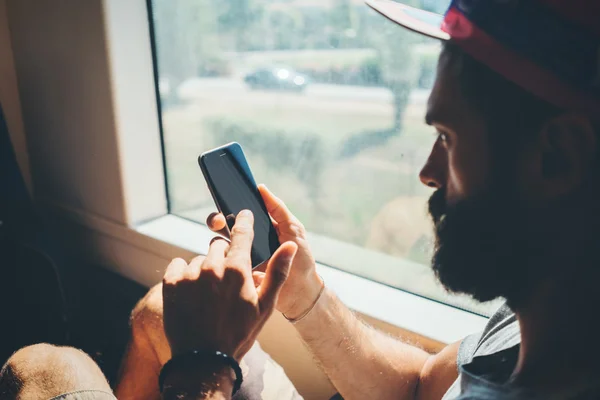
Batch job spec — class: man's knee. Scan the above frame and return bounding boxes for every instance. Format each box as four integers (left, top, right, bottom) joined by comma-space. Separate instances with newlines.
0, 343, 111, 399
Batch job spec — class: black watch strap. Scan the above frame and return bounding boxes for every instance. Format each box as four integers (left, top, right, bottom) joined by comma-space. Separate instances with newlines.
159, 350, 243, 396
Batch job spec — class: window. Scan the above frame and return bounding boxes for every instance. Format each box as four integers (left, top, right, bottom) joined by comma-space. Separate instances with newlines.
149, 0, 494, 315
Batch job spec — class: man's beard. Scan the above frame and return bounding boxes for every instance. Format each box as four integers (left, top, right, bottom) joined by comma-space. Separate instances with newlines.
428, 185, 551, 307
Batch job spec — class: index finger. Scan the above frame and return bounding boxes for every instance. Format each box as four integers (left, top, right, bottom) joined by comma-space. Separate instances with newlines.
226, 210, 255, 267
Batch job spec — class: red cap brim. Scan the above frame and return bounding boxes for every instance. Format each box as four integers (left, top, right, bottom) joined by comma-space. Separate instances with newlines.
365, 0, 450, 41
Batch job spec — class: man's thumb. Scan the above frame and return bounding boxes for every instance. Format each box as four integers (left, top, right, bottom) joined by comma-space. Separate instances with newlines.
258, 241, 298, 312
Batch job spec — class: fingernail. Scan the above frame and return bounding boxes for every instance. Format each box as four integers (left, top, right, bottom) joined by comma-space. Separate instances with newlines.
239, 209, 252, 217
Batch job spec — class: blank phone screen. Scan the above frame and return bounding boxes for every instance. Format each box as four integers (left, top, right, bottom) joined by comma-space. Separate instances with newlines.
200, 144, 280, 268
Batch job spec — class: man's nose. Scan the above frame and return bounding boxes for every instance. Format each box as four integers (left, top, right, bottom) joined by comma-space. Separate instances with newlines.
419, 141, 445, 189
419, 164, 441, 188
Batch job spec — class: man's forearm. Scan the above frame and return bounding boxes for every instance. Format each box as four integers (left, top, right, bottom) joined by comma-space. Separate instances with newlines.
293, 288, 430, 400
115, 338, 162, 400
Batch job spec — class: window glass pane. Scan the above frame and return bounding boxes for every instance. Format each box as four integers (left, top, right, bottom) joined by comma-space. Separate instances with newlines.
151, 0, 496, 315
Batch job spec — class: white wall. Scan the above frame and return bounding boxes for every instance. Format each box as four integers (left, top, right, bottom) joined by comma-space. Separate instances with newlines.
6, 0, 127, 222
5, 0, 166, 225
0, 0, 31, 192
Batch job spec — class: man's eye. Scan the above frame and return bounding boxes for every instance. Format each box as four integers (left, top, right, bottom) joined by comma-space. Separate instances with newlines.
436, 131, 448, 143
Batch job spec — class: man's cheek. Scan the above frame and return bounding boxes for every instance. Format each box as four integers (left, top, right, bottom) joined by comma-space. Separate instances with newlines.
447, 152, 489, 203
444, 170, 465, 207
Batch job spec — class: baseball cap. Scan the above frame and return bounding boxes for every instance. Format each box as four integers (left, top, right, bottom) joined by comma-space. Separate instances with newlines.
365, 0, 600, 116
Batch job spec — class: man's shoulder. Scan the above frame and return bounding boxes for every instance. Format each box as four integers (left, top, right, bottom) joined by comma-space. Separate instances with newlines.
458, 303, 520, 366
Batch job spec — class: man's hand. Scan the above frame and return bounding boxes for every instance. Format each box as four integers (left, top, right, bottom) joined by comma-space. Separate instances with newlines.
207, 185, 323, 319
163, 209, 298, 360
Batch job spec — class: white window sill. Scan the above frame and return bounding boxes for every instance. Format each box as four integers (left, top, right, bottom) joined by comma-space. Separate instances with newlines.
137, 214, 488, 345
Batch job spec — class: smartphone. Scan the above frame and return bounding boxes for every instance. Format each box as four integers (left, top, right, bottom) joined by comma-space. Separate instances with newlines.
198, 142, 280, 268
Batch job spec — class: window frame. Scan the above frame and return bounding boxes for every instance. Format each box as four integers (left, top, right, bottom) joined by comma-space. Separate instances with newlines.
6, 0, 488, 349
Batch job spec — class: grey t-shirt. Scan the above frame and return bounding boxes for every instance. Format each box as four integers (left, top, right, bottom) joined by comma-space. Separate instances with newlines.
442, 303, 520, 400
442, 303, 599, 400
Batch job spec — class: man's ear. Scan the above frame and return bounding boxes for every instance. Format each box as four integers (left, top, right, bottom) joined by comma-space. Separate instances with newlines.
537, 113, 596, 198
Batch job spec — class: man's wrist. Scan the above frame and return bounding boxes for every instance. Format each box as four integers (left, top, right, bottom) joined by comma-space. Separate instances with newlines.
160, 351, 243, 394
162, 361, 234, 399
282, 272, 324, 320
